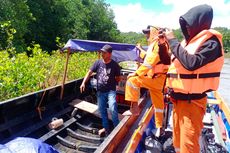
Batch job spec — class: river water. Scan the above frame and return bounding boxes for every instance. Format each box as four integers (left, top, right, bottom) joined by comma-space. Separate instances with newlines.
219, 58, 230, 107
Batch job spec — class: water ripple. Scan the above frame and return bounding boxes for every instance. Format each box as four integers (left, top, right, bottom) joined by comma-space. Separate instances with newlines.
219, 58, 230, 106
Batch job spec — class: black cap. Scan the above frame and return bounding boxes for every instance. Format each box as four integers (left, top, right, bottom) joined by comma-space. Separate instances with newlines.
142, 25, 151, 34
100, 44, 113, 53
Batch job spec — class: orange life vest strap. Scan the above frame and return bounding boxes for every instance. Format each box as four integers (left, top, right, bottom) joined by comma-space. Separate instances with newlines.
167, 72, 220, 79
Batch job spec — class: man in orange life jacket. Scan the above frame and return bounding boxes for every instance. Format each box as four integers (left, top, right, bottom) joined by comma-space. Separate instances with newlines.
124, 26, 171, 136
164, 4, 224, 153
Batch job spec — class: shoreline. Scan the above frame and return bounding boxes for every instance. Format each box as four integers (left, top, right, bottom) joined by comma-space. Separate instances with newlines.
225, 52, 230, 58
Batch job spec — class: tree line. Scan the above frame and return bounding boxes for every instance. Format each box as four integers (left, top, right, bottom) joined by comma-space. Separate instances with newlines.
1, 0, 230, 53
0, 0, 121, 53
0, 0, 230, 101
121, 28, 230, 53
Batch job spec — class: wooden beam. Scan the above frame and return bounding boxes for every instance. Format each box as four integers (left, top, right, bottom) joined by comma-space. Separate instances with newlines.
210, 107, 226, 147
207, 98, 221, 105
125, 106, 154, 152
69, 99, 123, 120
215, 91, 230, 125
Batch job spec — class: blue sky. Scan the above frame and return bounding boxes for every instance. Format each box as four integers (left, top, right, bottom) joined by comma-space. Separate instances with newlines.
105, 0, 230, 32
106, 0, 173, 12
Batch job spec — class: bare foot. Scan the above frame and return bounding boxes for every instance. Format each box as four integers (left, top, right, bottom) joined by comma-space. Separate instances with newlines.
122, 105, 140, 116
155, 127, 165, 137
98, 128, 107, 137
122, 110, 133, 116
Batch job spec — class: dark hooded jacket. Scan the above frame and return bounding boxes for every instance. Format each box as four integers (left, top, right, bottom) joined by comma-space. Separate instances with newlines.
168, 4, 223, 100
168, 4, 222, 71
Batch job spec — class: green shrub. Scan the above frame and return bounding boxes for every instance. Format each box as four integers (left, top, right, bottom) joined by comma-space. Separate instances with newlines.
0, 45, 97, 101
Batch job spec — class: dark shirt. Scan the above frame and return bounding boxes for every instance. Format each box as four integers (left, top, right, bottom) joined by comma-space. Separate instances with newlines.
90, 59, 120, 92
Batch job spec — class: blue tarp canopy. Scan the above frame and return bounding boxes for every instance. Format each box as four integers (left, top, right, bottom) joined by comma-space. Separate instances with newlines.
63, 39, 140, 63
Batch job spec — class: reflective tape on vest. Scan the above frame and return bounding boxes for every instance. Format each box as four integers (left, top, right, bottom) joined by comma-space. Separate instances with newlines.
175, 147, 180, 152
155, 108, 164, 113
142, 62, 153, 69
126, 80, 139, 91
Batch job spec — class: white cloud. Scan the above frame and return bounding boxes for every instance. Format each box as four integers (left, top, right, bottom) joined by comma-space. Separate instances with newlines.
110, 0, 230, 32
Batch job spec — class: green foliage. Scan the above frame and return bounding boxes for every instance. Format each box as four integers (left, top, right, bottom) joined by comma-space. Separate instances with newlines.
1, 0, 228, 53
1, 0, 230, 102
0, 21, 16, 57
25, 0, 87, 51
0, 0, 120, 52
173, 29, 183, 41
85, 0, 121, 42
167, 28, 230, 53
0, 46, 97, 102
0, 0, 33, 52
120, 32, 147, 45
214, 27, 230, 52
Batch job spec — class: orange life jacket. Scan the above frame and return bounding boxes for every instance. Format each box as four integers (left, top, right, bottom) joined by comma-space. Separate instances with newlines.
167, 29, 224, 94
136, 40, 169, 77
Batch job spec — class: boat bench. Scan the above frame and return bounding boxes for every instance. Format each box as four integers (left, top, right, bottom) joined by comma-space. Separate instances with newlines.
69, 99, 124, 121
203, 112, 213, 126
203, 98, 221, 126
207, 98, 221, 105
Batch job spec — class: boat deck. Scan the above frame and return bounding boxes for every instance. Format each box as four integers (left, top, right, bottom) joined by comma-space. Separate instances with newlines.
1, 69, 229, 152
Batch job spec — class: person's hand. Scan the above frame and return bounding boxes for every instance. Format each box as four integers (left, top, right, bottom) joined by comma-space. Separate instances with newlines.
136, 43, 142, 50
80, 83, 85, 93
158, 36, 166, 45
164, 28, 175, 40
127, 72, 137, 79
115, 76, 122, 82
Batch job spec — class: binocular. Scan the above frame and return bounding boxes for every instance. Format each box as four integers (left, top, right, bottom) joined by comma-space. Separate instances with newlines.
158, 28, 166, 38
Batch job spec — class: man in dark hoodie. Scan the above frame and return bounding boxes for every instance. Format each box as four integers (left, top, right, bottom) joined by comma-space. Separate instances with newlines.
164, 4, 224, 153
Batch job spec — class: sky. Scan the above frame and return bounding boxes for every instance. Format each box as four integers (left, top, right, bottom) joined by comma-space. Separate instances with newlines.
105, 0, 230, 33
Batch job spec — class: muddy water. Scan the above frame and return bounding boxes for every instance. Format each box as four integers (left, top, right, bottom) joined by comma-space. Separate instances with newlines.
219, 58, 230, 106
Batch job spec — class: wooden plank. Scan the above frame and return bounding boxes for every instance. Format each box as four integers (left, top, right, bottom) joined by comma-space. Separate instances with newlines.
210, 108, 226, 147
70, 99, 98, 113
207, 98, 221, 105
202, 112, 213, 125
69, 99, 123, 120
215, 91, 230, 125
40, 117, 77, 142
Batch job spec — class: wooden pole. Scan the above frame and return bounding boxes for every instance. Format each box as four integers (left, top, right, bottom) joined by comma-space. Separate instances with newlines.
60, 47, 71, 100
97, 51, 101, 59
137, 51, 141, 68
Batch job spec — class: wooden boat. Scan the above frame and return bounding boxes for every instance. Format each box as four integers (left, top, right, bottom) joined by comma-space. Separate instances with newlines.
0, 39, 229, 153
121, 91, 230, 153
0, 70, 150, 152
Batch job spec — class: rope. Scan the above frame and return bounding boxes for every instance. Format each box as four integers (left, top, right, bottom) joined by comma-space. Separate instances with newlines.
36, 60, 58, 120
